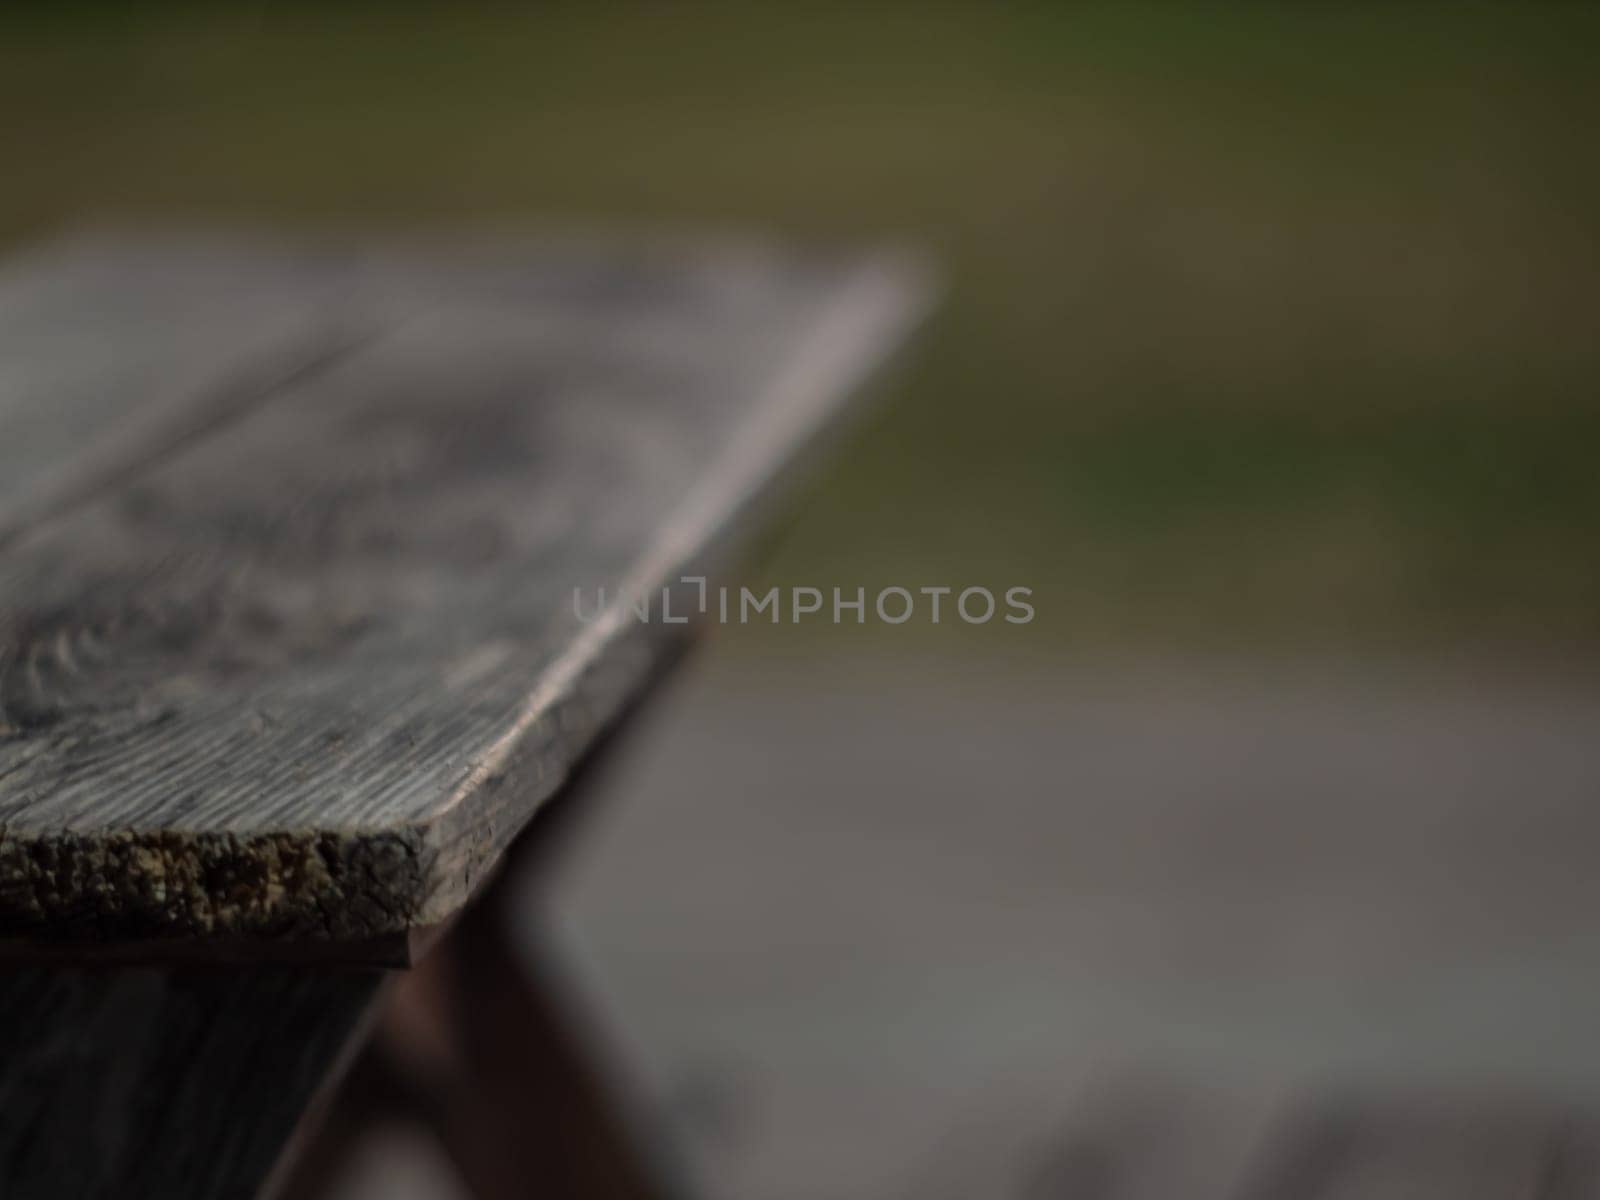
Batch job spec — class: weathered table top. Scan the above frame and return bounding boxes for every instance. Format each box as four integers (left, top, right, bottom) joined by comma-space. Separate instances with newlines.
0, 230, 927, 961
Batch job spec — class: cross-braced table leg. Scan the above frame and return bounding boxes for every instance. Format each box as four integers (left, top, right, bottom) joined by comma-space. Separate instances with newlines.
278, 884, 682, 1200
0, 656, 695, 1200
277, 658, 694, 1200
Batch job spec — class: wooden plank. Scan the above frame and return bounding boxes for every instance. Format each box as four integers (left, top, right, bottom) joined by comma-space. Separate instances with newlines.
0, 233, 373, 549
0, 963, 382, 1199
0, 232, 929, 958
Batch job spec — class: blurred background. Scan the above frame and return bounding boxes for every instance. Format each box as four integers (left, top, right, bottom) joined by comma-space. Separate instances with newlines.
5, 3, 1598, 652
6, 4, 1599, 1196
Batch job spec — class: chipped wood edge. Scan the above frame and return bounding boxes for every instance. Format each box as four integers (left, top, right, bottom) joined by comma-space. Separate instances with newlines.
0, 251, 934, 961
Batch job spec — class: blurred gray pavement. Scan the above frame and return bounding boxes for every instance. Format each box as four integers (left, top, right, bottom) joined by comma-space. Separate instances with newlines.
342, 646, 1600, 1198
534, 647, 1600, 1199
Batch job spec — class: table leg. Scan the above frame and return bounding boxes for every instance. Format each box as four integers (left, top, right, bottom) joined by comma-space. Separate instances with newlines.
0, 964, 382, 1200
277, 651, 695, 1200
274, 881, 685, 1200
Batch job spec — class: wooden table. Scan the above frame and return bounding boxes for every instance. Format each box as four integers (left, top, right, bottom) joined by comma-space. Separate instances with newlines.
0, 231, 927, 1199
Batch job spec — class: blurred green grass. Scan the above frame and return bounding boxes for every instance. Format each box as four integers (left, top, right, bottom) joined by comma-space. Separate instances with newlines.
3, 3, 1597, 652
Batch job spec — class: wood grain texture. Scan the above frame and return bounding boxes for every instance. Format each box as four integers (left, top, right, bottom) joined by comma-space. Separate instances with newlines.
0, 963, 381, 1199
0, 233, 376, 549
0, 231, 929, 957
